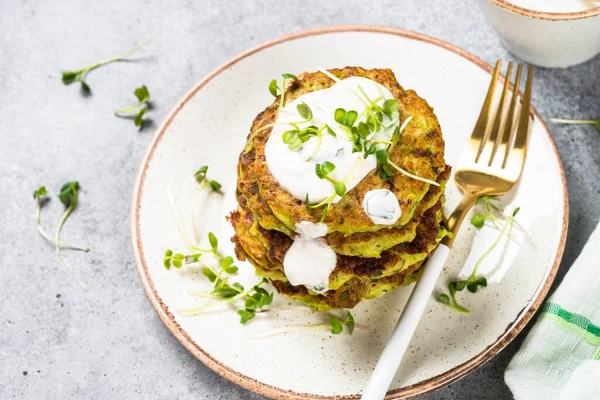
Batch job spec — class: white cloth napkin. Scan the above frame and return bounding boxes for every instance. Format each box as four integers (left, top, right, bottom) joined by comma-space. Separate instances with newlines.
505, 222, 600, 400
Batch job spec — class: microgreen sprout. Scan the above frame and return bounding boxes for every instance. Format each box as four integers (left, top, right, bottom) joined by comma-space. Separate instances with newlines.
280, 103, 319, 151
438, 197, 521, 313
163, 249, 207, 269
315, 162, 347, 197
305, 161, 349, 222
54, 181, 87, 289
550, 118, 600, 133
115, 85, 150, 129
61, 41, 150, 92
269, 72, 299, 108
164, 226, 274, 322
329, 311, 355, 334
193, 165, 222, 193
237, 282, 275, 324
33, 186, 88, 251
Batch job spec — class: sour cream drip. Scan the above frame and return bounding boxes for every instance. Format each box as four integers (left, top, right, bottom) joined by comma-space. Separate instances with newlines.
283, 222, 336, 293
362, 189, 401, 225
264, 77, 400, 204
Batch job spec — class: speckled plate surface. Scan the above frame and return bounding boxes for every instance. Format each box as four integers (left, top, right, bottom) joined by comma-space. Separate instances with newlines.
131, 26, 567, 399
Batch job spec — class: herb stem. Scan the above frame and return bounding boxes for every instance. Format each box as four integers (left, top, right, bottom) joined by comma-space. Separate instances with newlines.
387, 160, 440, 186
306, 131, 323, 161
81, 40, 150, 80
54, 204, 86, 290
249, 324, 332, 339
35, 197, 88, 251
469, 215, 512, 280
550, 118, 599, 125
114, 102, 146, 116
166, 188, 195, 250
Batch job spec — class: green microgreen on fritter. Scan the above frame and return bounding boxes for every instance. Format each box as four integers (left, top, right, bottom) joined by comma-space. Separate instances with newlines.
61, 41, 150, 92
269, 72, 299, 108
115, 85, 150, 128
550, 118, 600, 133
305, 161, 351, 222
438, 196, 521, 313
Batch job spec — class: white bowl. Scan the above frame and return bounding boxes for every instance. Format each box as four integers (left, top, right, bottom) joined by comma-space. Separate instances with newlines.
479, 0, 600, 68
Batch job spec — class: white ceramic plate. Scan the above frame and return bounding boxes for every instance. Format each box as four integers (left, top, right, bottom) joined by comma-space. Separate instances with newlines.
131, 26, 567, 399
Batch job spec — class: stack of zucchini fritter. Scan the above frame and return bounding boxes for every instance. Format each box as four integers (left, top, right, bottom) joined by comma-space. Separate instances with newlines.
230, 67, 450, 310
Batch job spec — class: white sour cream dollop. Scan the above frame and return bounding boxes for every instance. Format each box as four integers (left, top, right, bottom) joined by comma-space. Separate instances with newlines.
362, 189, 401, 225
283, 222, 337, 293
264, 77, 400, 204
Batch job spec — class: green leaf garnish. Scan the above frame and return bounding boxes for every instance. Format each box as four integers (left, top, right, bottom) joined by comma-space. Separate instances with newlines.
375, 149, 389, 164
193, 165, 222, 193
208, 232, 218, 253
321, 161, 335, 176
382, 99, 399, 120
334, 108, 358, 128
163, 249, 185, 269
471, 213, 485, 228
33, 186, 47, 199
237, 309, 256, 324
297, 102, 312, 121
334, 182, 347, 197
328, 312, 355, 334
282, 73, 299, 82
329, 317, 343, 334
61, 41, 149, 92
194, 166, 209, 182
59, 181, 79, 208
269, 79, 279, 97
268, 73, 300, 108
115, 85, 151, 129
210, 180, 222, 192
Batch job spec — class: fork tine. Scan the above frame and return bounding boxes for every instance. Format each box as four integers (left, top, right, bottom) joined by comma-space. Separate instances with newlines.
504, 66, 533, 168
513, 66, 533, 151
499, 64, 523, 168
487, 62, 513, 166
472, 60, 501, 162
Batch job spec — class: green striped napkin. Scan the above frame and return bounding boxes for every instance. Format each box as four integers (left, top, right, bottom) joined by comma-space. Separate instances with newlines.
505, 223, 600, 399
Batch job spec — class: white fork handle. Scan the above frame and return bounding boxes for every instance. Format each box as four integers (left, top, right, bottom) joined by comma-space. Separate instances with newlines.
361, 244, 451, 400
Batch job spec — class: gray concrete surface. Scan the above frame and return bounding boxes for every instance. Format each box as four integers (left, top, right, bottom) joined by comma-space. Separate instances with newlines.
1, 0, 599, 398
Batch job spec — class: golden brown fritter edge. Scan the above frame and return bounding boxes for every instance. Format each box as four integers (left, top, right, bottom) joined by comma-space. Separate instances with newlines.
228, 196, 445, 310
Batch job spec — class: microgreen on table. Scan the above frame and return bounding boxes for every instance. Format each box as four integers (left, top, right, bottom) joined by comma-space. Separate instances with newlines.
115, 85, 150, 129
54, 181, 87, 289
550, 118, 600, 133
61, 41, 150, 92
34, 186, 88, 251
438, 196, 521, 313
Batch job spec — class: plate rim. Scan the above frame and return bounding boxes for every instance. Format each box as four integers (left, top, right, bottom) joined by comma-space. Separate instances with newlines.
130, 25, 569, 400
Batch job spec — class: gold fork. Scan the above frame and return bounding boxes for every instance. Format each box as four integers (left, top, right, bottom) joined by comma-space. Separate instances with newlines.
443, 60, 533, 246
362, 60, 533, 400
